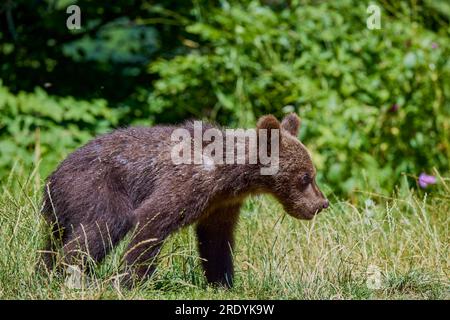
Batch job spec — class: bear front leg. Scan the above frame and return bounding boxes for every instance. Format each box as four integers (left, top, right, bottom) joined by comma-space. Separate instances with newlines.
196, 203, 241, 288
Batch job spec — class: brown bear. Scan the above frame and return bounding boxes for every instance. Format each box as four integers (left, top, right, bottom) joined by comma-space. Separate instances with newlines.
41, 113, 328, 288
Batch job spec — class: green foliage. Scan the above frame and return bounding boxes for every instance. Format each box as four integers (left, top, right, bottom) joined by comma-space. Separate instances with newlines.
0, 82, 120, 177
0, 0, 449, 195
148, 0, 450, 194
0, 0, 193, 102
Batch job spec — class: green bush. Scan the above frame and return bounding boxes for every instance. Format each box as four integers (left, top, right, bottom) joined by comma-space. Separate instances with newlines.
0, 1, 448, 197
0, 82, 121, 179
147, 0, 450, 194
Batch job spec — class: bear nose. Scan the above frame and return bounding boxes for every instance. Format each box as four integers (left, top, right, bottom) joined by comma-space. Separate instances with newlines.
322, 200, 329, 209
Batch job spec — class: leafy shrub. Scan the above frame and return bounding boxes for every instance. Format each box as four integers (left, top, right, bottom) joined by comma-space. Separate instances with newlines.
0, 1, 448, 197
0, 82, 120, 179
147, 0, 450, 194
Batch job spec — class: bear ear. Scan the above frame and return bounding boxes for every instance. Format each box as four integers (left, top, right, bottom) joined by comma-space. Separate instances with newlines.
256, 115, 280, 131
281, 113, 301, 137
257, 115, 280, 155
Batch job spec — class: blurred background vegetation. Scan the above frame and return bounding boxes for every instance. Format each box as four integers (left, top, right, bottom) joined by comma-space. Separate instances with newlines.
0, 0, 449, 197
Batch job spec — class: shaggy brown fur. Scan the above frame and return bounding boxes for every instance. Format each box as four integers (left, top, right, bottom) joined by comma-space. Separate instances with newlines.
41, 113, 328, 288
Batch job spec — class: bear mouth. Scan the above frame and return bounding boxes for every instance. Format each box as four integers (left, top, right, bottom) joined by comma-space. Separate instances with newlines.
299, 207, 322, 220
285, 209, 316, 220
301, 211, 317, 220
282, 203, 322, 220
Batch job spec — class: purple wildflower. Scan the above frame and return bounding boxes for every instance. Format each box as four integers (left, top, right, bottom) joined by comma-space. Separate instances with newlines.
431, 42, 438, 49
389, 104, 399, 112
418, 173, 437, 188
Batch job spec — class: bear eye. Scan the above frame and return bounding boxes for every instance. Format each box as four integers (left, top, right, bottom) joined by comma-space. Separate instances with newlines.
300, 173, 312, 187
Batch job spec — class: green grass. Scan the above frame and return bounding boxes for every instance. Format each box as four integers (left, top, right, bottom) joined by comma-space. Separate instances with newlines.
0, 169, 448, 300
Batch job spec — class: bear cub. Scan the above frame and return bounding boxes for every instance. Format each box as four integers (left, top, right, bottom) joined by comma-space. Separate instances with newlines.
41, 113, 328, 287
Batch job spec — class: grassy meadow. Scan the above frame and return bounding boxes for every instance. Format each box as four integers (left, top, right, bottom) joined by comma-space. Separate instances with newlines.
1, 0, 449, 302
0, 168, 448, 300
